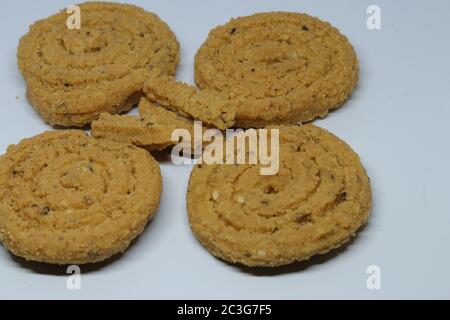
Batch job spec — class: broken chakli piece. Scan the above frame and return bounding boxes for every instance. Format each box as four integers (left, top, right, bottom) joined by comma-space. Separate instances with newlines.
143, 69, 237, 130
92, 71, 236, 154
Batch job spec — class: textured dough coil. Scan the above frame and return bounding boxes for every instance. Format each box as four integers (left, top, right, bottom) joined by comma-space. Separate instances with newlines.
187, 125, 371, 267
0, 130, 162, 264
195, 12, 358, 128
18, 2, 180, 126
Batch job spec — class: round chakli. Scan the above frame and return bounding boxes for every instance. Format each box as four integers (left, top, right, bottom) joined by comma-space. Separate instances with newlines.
187, 125, 371, 267
17, 2, 180, 127
195, 12, 359, 128
0, 130, 162, 264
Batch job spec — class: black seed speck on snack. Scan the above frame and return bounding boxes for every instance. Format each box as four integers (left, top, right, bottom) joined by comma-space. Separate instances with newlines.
338, 192, 347, 202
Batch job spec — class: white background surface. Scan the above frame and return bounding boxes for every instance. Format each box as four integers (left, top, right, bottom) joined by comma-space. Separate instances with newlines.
0, 0, 449, 300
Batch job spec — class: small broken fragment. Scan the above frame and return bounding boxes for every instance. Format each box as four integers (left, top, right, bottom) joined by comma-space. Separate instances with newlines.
143, 70, 236, 130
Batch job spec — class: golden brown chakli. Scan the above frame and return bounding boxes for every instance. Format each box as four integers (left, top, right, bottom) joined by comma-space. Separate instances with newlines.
0, 130, 162, 264
187, 125, 371, 267
17, 2, 179, 127
195, 12, 359, 128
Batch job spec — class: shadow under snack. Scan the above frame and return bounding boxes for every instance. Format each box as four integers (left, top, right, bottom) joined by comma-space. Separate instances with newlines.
6, 217, 156, 276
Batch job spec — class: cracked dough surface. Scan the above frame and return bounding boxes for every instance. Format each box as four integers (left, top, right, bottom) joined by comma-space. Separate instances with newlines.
18, 2, 179, 127
195, 12, 358, 128
92, 98, 205, 151
144, 71, 236, 130
0, 130, 162, 264
187, 124, 371, 267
